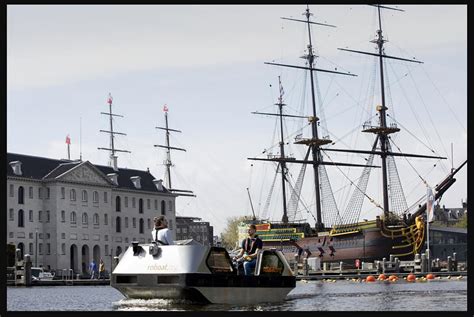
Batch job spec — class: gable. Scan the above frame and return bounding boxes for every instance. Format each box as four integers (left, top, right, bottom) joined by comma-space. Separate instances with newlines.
58, 163, 111, 186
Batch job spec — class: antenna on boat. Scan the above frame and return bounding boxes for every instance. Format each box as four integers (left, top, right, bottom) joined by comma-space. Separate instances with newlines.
80, 116, 82, 161
246, 187, 256, 221
155, 105, 196, 197
98, 93, 131, 171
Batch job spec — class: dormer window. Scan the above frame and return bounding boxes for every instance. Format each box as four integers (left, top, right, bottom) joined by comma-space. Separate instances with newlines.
107, 173, 119, 186
9, 161, 22, 176
130, 176, 141, 189
153, 179, 163, 191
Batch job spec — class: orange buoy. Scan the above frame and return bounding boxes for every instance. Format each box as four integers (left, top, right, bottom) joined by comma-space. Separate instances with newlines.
389, 275, 398, 280
426, 273, 435, 280
366, 275, 376, 282
407, 274, 416, 282
378, 274, 386, 280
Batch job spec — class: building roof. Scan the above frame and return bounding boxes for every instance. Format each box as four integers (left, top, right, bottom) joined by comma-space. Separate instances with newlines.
7, 152, 170, 194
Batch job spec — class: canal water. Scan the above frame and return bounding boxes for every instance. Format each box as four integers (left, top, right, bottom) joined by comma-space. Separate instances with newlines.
7, 279, 467, 311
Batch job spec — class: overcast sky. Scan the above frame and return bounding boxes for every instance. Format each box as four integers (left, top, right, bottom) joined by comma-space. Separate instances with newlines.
7, 5, 467, 235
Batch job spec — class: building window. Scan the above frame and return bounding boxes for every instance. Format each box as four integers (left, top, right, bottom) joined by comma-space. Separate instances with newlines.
61, 233, 66, 239
18, 186, 25, 204
132, 197, 136, 208
29, 210, 33, 222
125, 196, 128, 208
139, 199, 143, 214
147, 219, 151, 229
82, 213, 88, 224
39, 210, 43, 222
105, 235, 108, 242
93, 191, 99, 203
29, 232, 33, 239
46, 210, 50, 223
61, 243, 66, 255
61, 187, 65, 199
82, 190, 88, 202
46, 187, 50, 199
70, 189, 76, 201
161, 200, 166, 215
9, 209, 14, 221
29, 187, 33, 199
47, 243, 51, 255
168, 201, 173, 212
139, 218, 144, 234
104, 214, 108, 225
104, 192, 108, 203
18, 209, 25, 227
71, 211, 77, 224
169, 219, 173, 230
61, 210, 65, 222
132, 218, 136, 228
39, 243, 43, 255
116, 196, 121, 212
116, 217, 121, 233
38, 188, 43, 199
147, 199, 150, 210
9, 184, 14, 197
154, 199, 158, 210
29, 243, 33, 254
125, 217, 129, 228
93, 213, 99, 225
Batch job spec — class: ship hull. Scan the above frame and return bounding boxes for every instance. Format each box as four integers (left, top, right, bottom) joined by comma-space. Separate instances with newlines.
262, 227, 421, 265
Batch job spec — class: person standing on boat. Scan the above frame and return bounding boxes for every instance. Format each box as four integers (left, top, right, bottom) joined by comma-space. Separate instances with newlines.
151, 216, 174, 245
99, 259, 106, 279
233, 224, 263, 276
89, 260, 97, 279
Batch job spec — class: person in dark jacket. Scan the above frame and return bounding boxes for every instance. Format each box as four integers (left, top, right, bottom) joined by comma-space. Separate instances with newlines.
233, 224, 263, 275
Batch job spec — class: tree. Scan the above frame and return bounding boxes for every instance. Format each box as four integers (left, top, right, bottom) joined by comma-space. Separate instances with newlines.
454, 212, 467, 228
220, 215, 253, 250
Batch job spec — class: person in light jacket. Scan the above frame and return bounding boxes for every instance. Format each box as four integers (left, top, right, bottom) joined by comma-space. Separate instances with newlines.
151, 215, 174, 245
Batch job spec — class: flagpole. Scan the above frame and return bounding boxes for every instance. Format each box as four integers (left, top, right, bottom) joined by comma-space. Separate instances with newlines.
67, 143, 70, 160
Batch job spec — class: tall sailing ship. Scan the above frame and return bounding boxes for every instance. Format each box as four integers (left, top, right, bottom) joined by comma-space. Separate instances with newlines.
240, 5, 466, 265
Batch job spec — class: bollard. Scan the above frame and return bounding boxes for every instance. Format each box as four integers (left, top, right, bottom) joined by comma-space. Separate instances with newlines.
382, 258, 387, 273
376, 261, 382, 274
24, 254, 32, 286
303, 258, 309, 276
323, 262, 329, 272
447, 256, 452, 272
394, 257, 400, 273
294, 254, 299, 275
339, 261, 343, 275
414, 253, 421, 272
421, 253, 427, 273
389, 254, 394, 262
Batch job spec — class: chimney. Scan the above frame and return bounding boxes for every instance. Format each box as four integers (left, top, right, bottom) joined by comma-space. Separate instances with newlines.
130, 176, 141, 189
107, 173, 119, 186
110, 155, 118, 171
9, 161, 22, 176
153, 179, 163, 191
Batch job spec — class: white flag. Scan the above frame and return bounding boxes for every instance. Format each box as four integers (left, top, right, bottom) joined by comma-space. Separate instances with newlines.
426, 186, 435, 223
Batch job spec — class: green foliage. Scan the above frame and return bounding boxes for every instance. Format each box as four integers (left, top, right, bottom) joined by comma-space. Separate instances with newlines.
454, 213, 467, 228
219, 215, 252, 250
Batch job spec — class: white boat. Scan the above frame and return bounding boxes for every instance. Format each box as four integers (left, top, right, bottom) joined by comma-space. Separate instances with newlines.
31, 267, 55, 281
111, 240, 296, 304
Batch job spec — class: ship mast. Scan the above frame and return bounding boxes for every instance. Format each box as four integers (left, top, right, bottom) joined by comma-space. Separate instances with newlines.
277, 76, 289, 223
155, 105, 195, 197
98, 93, 131, 170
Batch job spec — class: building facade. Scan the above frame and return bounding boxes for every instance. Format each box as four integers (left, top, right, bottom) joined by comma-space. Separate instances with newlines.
175, 216, 213, 246
7, 153, 177, 276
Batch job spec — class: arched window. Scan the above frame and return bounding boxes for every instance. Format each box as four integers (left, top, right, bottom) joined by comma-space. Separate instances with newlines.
61, 210, 65, 222
161, 200, 166, 215
82, 190, 88, 202
70, 189, 76, 201
116, 217, 121, 233
168, 200, 173, 212
71, 211, 77, 224
18, 186, 25, 204
93, 191, 99, 203
147, 219, 151, 229
18, 209, 24, 227
93, 213, 99, 225
116, 196, 121, 212
82, 213, 88, 224
139, 218, 144, 234
139, 199, 143, 213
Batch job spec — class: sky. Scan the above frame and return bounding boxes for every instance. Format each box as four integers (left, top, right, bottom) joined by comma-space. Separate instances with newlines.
7, 5, 467, 235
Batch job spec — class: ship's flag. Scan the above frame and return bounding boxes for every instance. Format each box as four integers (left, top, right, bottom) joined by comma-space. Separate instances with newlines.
107, 93, 113, 105
426, 186, 436, 223
163, 104, 169, 112
66, 135, 71, 145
